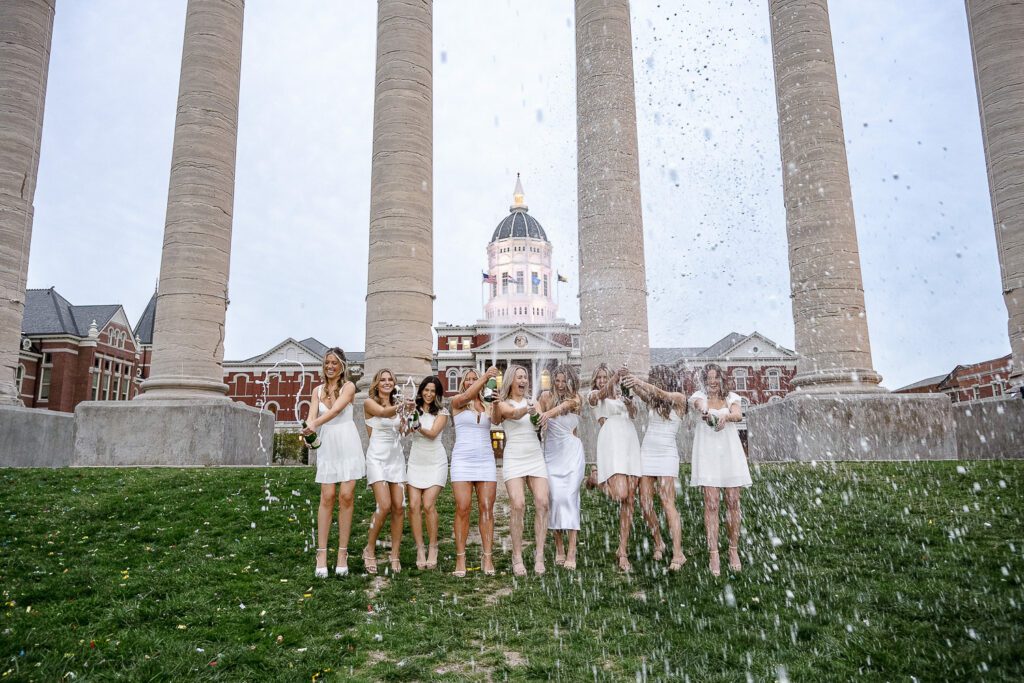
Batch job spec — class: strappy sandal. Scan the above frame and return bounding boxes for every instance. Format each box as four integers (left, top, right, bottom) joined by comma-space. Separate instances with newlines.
335, 547, 349, 577
534, 554, 546, 576
653, 542, 666, 562
389, 553, 401, 574
615, 551, 631, 573
452, 551, 467, 578
668, 553, 686, 572
362, 548, 377, 575
728, 544, 742, 572
314, 547, 328, 578
415, 544, 427, 570
512, 557, 527, 577
482, 550, 496, 576
709, 549, 721, 577
563, 556, 577, 571
426, 544, 438, 570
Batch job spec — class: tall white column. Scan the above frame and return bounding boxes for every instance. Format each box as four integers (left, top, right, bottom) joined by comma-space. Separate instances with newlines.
575, 0, 651, 378
138, 0, 245, 400
0, 0, 55, 405
363, 0, 434, 384
966, 0, 1024, 389
769, 0, 882, 392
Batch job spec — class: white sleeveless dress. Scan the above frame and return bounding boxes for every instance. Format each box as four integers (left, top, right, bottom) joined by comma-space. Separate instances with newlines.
450, 407, 496, 482
688, 391, 752, 488
365, 412, 406, 485
313, 385, 366, 484
407, 410, 449, 489
501, 399, 548, 480
640, 408, 683, 478
593, 394, 642, 483
543, 411, 585, 531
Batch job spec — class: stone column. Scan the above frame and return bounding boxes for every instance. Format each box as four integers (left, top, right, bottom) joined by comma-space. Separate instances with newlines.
575, 0, 650, 378
769, 0, 882, 392
362, 0, 434, 386
966, 0, 1024, 390
138, 0, 244, 400
0, 0, 55, 405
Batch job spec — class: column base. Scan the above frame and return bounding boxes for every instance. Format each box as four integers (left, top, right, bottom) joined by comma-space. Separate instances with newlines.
954, 397, 1024, 459
137, 376, 229, 399
0, 405, 75, 467
73, 399, 273, 466
746, 392, 955, 461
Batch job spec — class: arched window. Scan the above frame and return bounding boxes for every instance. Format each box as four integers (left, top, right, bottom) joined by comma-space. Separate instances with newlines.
766, 368, 781, 392
297, 401, 310, 420
235, 374, 248, 396
732, 368, 748, 392
264, 401, 280, 418
447, 368, 460, 393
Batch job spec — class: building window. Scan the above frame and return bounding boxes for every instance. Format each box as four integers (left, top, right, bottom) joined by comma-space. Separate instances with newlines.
16, 364, 24, 394
92, 360, 101, 400
531, 271, 539, 294
543, 274, 549, 297
461, 337, 472, 350
38, 353, 52, 402
236, 375, 247, 395
767, 369, 781, 392
501, 272, 510, 294
447, 369, 460, 393
448, 338, 458, 351
102, 360, 112, 400
733, 368, 748, 392
122, 367, 131, 400
516, 271, 524, 294
265, 401, 280, 418
490, 282, 497, 298
113, 363, 122, 401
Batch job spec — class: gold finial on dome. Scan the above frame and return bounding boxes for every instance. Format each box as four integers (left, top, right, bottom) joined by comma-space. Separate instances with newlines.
510, 173, 528, 212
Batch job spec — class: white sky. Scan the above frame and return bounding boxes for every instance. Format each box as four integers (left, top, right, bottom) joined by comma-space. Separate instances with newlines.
29, 1, 1007, 389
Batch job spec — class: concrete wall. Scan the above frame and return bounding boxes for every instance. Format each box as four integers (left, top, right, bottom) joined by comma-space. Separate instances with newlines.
955, 397, 1024, 460
0, 405, 73, 467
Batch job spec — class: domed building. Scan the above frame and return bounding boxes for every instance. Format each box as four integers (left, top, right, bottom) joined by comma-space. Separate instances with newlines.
434, 176, 582, 396
484, 175, 558, 324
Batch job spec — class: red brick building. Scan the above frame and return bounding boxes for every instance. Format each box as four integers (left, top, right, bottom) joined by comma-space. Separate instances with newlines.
896, 354, 1016, 402
19, 288, 146, 412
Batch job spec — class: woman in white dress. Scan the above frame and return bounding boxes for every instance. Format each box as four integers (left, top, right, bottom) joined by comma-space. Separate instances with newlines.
406, 376, 449, 571
492, 364, 550, 576
587, 364, 642, 572
538, 365, 584, 570
689, 363, 752, 576
302, 348, 364, 578
361, 368, 413, 575
622, 365, 687, 572
450, 366, 500, 577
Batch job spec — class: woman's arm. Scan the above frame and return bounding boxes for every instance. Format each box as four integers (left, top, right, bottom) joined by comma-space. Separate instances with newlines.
307, 382, 355, 430
539, 392, 580, 428
300, 385, 321, 436
364, 394, 401, 418
496, 399, 531, 422
452, 366, 498, 410
419, 411, 448, 439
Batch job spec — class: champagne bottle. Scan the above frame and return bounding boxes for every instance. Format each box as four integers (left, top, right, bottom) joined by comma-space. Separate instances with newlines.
482, 377, 498, 403
409, 409, 421, 431
300, 420, 321, 449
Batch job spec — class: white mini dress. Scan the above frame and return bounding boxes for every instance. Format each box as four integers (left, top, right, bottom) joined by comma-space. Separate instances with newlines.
450, 407, 496, 482
543, 411, 585, 531
407, 410, 449, 489
313, 385, 366, 484
688, 391, 752, 488
640, 408, 683, 478
593, 394, 642, 483
365, 412, 406, 486
501, 399, 548, 480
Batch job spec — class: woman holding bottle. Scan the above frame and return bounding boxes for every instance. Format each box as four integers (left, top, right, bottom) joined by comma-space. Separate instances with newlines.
406, 376, 449, 571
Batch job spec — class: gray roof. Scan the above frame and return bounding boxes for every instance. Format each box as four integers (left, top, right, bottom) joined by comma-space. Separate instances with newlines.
490, 209, 548, 242
297, 338, 364, 363
134, 292, 157, 344
23, 288, 118, 336
700, 332, 747, 358
650, 347, 705, 365
895, 374, 948, 392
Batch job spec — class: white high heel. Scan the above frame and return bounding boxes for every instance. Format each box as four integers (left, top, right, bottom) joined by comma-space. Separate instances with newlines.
335, 547, 349, 577
314, 547, 328, 578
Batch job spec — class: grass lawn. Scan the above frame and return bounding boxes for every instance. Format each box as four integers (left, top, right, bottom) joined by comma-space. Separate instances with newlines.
1, 460, 1022, 681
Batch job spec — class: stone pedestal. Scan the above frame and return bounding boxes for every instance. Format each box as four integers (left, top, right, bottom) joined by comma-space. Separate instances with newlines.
73, 400, 273, 466
955, 397, 1024, 460
746, 393, 956, 462
0, 405, 73, 467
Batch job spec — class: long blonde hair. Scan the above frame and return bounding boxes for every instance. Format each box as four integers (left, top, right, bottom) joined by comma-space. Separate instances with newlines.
550, 364, 579, 410
590, 363, 611, 390
700, 363, 728, 401
499, 364, 529, 402
321, 347, 348, 401
368, 368, 397, 405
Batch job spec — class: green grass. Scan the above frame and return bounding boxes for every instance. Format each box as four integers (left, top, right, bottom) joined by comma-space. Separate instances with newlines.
1, 461, 1022, 681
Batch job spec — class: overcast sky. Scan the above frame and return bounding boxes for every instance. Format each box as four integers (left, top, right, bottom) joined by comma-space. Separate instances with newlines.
29, 0, 1006, 389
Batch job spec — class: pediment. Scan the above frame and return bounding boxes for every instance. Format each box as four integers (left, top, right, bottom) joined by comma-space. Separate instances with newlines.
719, 332, 795, 359
475, 326, 570, 354
238, 338, 325, 366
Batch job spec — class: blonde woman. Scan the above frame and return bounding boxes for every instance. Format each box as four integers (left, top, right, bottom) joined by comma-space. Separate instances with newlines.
362, 368, 412, 574
406, 376, 449, 571
492, 364, 550, 576
622, 365, 688, 572
588, 363, 642, 572
689, 363, 751, 576
449, 366, 500, 577
302, 348, 364, 578
538, 365, 585, 570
